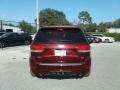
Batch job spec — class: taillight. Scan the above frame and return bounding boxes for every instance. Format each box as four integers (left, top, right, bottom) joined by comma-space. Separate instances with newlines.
31, 50, 43, 53
30, 43, 45, 53
30, 43, 45, 62
77, 44, 90, 53
76, 43, 91, 61
78, 50, 90, 53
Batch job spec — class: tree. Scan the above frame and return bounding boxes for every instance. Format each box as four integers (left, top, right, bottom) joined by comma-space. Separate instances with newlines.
103, 22, 113, 28
39, 8, 70, 26
97, 22, 107, 32
18, 21, 36, 34
113, 18, 120, 28
78, 11, 92, 24
85, 23, 97, 32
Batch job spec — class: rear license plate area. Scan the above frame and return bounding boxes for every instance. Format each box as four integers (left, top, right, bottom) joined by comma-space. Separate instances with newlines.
54, 50, 66, 56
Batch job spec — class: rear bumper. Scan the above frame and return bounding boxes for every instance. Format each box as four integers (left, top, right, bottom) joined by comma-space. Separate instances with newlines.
110, 39, 115, 42
30, 60, 91, 75
39, 62, 82, 66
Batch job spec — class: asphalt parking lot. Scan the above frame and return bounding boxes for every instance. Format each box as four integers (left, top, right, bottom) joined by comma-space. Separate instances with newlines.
0, 43, 120, 90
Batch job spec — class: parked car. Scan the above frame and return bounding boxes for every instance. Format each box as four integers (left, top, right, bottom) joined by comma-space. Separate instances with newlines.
0, 32, 32, 48
93, 36, 102, 43
30, 26, 91, 78
85, 34, 94, 43
85, 34, 102, 43
92, 34, 115, 43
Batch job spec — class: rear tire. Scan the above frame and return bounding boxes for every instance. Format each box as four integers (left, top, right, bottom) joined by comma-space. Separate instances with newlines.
84, 73, 90, 77
24, 40, 30, 45
30, 70, 42, 78
0, 42, 5, 48
105, 39, 109, 43
84, 72, 90, 77
30, 70, 36, 77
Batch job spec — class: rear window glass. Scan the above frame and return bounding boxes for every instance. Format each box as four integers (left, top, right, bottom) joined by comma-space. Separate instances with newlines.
34, 28, 87, 43
18, 33, 30, 36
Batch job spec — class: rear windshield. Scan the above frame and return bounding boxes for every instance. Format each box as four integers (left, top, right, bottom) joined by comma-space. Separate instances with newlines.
34, 28, 87, 43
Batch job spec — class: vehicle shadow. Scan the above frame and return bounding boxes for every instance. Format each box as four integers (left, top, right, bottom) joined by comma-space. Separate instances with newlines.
36, 75, 85, 80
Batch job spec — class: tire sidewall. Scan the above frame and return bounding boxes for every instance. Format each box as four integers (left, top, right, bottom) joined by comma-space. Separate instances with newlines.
24, 40, 30, 45
0, 42, 5, 48
105, 39, 109, 43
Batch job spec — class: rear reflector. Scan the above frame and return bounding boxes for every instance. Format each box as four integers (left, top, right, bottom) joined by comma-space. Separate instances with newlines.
31, 50, 43, 53
78, 50, 90, 53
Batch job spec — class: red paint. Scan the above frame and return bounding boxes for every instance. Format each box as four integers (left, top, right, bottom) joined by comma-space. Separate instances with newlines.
29, 26, 91, 77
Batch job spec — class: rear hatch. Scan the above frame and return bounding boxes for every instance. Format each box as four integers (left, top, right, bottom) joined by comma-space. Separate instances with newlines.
31, 27, 90, 64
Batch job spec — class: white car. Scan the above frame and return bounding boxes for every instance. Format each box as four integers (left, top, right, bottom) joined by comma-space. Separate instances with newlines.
92, 34, 115, 43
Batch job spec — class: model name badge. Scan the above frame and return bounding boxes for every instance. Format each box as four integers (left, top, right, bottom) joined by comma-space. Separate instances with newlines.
54, 50, 66, 56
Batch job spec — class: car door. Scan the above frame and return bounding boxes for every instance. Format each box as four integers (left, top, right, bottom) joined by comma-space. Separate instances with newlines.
15, 33, 25, 44
6, 33, 18, 46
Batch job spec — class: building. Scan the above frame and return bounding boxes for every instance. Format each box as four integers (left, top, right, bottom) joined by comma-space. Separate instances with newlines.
107, 28, 120, 33
2, 25, 23, 32
0, 20, 23, 33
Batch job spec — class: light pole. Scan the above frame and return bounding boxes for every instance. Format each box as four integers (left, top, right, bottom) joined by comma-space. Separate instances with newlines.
36, 0, 39, 31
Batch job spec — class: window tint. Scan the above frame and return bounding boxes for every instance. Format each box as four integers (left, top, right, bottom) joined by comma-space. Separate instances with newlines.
1, 33, 10, 37
8, 33, 17, 38
0, 33, 5, 36
34, 28, 87, 43
1, 33, 16, 38
18, 33, 30, 37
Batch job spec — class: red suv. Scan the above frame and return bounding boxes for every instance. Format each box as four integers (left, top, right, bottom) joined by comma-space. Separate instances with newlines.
30, 26, 91, 78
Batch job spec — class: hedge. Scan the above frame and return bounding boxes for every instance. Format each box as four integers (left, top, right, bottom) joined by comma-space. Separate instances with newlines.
86, 32, 120, 41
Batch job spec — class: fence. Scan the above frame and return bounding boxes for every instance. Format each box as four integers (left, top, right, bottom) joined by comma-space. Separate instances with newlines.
0, 20, 37, 34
